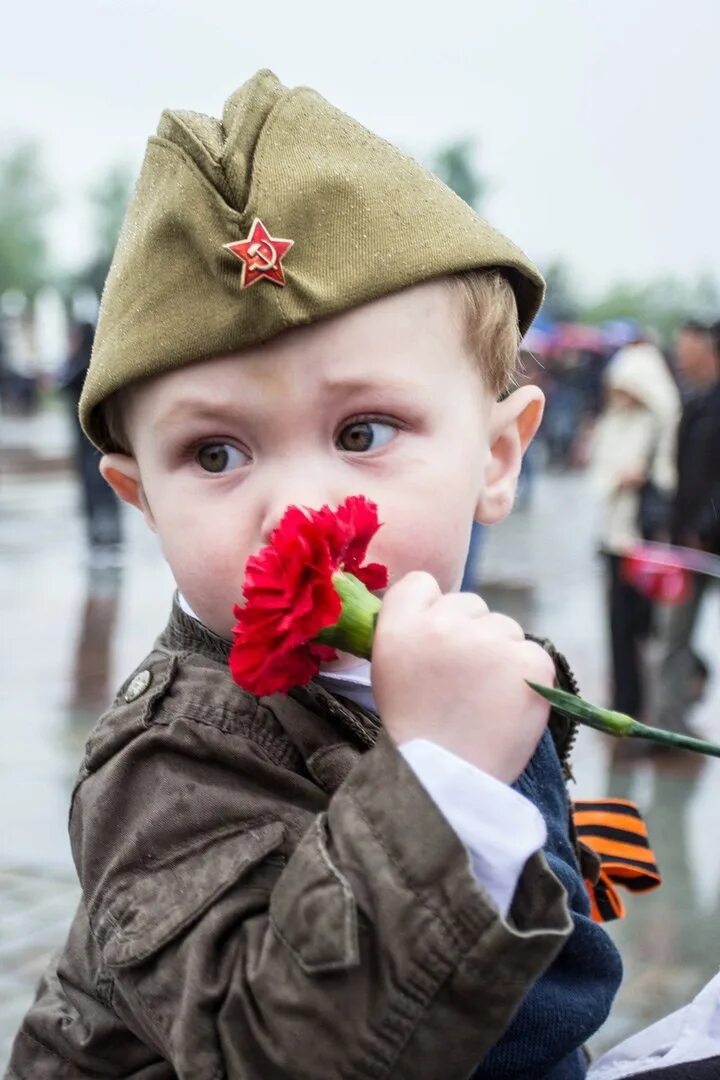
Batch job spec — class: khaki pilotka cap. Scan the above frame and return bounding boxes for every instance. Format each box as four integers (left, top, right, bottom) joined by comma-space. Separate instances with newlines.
81, 69, 545, 452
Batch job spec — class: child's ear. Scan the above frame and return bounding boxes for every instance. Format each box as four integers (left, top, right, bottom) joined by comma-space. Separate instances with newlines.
100, 454, 157, 532
476, 386, 544, 525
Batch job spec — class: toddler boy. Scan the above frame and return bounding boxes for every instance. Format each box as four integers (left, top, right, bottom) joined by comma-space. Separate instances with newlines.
8, 71, 622, 1079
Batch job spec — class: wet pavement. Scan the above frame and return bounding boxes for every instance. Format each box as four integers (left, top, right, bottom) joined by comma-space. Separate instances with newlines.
1, 416, 719, 1067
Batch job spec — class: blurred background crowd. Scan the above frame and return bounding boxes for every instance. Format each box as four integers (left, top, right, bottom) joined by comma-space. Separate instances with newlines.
1, 0, 719, 1068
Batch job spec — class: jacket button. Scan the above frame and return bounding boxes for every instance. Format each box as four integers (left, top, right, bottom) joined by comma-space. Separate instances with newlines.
124, 669, 152, 702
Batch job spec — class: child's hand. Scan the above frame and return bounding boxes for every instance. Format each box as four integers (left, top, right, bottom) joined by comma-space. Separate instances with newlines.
372, 571, 556, 784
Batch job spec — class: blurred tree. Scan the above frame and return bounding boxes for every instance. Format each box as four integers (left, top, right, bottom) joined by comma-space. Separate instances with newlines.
693, 272, 720, 321
432, 139, 487, 211
582, 274, 720, 344
582, 282, 648, 326
78, 164, 134, 296
541, 260, 582, 322
0, 143, 53, 296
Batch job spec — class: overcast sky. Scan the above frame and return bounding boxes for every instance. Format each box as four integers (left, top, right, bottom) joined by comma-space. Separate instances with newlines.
3, 0, 718, 298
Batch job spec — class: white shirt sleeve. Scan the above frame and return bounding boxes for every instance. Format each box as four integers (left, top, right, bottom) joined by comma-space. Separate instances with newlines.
399, 738, 547, 917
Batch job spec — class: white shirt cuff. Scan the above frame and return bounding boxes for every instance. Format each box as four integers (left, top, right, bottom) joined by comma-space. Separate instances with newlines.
399, 738, 547, 917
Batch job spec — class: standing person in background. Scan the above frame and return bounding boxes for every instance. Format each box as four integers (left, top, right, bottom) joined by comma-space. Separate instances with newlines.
592, 339, 680, 724
655, 320, 720, 736
59, 321, 123, 565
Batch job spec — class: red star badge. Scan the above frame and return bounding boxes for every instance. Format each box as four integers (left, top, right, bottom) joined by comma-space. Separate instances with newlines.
224, 218, 294, 289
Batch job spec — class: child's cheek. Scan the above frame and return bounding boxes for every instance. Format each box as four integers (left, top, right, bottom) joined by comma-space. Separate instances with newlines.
374, 531, 465, 595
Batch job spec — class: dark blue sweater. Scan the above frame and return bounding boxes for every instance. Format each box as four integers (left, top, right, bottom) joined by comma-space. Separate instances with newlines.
473, 729, 623, 1079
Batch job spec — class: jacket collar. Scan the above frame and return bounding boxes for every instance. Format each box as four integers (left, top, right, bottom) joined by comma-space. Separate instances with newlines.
161, 594, 380, 752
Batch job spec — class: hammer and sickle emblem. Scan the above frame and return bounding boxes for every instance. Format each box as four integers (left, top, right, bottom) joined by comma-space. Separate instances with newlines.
246, 240, 278, 273
224, 219, 294, 288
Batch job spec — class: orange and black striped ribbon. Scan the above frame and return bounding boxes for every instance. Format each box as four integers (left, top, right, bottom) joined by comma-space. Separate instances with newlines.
572, 798, 661, 922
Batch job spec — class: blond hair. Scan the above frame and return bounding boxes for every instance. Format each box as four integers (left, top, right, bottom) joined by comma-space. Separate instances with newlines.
447, 269, 521, 395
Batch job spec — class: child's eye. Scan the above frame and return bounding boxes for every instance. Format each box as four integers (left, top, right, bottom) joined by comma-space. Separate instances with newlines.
195, 443, 249, 473
337, 420, 397, 453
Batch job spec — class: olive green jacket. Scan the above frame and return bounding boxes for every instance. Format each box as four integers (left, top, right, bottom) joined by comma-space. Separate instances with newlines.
8, 601, 578, 1080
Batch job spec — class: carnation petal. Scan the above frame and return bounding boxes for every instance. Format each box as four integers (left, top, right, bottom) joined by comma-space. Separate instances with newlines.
230, 495, 387, 696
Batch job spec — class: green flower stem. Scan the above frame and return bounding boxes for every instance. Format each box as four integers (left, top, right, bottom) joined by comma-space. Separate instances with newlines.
315, 571, 381, 659
527, 681, 720, 759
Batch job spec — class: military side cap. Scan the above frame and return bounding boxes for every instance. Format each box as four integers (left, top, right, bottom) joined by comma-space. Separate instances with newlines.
81, 69, 545, 451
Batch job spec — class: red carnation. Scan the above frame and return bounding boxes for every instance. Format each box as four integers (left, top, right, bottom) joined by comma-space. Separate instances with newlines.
230, 495, 388, 696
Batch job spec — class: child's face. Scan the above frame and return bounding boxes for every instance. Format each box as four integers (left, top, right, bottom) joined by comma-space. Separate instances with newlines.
104, 280, 541, 640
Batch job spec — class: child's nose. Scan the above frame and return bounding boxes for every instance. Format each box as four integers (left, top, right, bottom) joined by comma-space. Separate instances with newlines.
258, 473, 347, 546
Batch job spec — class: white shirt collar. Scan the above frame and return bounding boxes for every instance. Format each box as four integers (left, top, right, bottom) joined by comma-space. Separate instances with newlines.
178, 592, 377, 710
